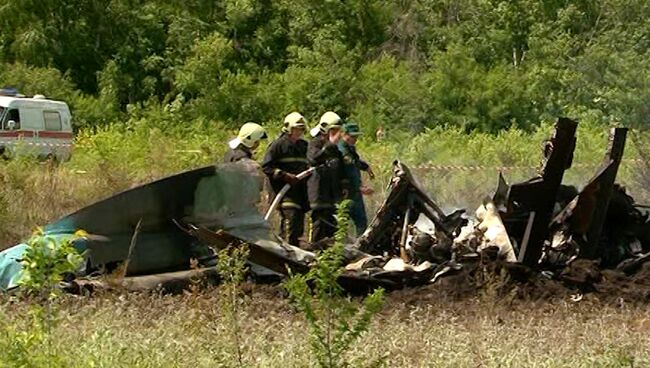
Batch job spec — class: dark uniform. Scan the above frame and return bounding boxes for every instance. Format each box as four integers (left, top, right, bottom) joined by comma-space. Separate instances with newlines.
223, 145, 253, 163
262, 134, 310, 246
307, 135, 349, 242
338, 140, 370, 235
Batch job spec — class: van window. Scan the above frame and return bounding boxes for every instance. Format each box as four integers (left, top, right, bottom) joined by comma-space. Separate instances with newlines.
2, 109, 20, 130
43, 111, 62, 131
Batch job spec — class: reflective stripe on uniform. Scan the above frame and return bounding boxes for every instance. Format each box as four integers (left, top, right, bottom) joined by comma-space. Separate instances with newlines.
277, 157, 309, 164
311, 202, 335, 210
280, 201, 302, 210
282, 217, 289, 243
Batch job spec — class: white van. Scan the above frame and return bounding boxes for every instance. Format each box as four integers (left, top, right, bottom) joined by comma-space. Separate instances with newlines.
0, 94, 73, 161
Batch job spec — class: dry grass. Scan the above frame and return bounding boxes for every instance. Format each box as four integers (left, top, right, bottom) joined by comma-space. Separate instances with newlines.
1, 285, 648, 367
0, 159, 150, 248
1, 128, 649, 367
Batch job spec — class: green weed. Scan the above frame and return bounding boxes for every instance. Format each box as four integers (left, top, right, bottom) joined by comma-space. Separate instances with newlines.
0, 231, 84, 367
215, 244, 250, 367
285, 201, 385, 368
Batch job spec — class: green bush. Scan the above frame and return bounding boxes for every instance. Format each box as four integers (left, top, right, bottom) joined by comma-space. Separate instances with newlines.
350, 57, 430, 134
0, 63, 76, 100
0, 231, 84, 368
2, 1, 650, 133
19, 230, 84, 300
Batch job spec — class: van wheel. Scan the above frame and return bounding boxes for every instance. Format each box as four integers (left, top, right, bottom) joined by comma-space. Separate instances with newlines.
42, 153, 59, 167
0, 148, 10, 161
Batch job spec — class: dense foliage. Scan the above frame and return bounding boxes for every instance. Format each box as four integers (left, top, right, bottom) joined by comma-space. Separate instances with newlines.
1, 0, 649, 133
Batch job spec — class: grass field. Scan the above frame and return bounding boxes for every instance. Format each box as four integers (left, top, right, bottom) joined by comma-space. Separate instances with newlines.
1, 122, 649, 367
1, 285, 649, 368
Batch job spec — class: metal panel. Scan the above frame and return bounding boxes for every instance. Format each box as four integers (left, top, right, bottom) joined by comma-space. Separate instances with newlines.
550, 128, 628, 259
501, 118, 578, 266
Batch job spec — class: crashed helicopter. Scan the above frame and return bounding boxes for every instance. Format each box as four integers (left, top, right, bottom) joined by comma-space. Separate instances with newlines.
1, 117, 649, 294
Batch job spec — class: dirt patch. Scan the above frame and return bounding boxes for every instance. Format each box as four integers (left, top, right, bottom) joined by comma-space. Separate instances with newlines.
594, 263, 650, 304
383, 257, 650, 308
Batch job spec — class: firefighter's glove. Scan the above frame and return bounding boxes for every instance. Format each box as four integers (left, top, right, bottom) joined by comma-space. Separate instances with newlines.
283, 172, 300, 185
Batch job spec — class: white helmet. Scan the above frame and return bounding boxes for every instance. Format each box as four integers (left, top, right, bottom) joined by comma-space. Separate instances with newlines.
310, 111, 342, 137
282, 112, 306, 132
228, 122, 268, 149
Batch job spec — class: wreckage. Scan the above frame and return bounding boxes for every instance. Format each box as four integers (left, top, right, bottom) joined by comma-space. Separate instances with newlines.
1, 118, 650, 295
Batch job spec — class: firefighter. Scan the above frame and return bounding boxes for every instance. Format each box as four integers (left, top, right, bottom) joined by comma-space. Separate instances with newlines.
224, 122, 268, 163
338, 121, 375, 236
307, 111, 349, 242
262, 112, 310, 246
